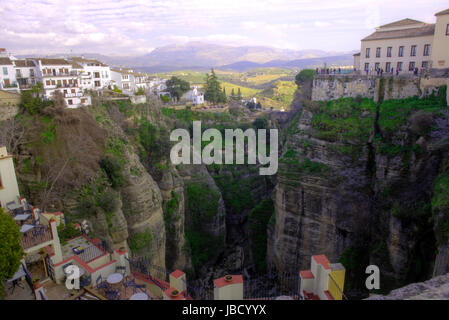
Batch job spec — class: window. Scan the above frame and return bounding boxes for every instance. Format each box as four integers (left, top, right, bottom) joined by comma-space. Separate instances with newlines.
422, 61, 429, 69
95, 80, 101, 87
375, 62, 380, 70
409, 61, 415, 71
410, 45, 417, 56
446, 24, 449, 35
397, 62, 403, 71
423, 44, 431, 56
376, 47, 381, 58
68, 99, 73, 105
386, 62, 391, 72
46, 80, 50, 86
2, 67, 7, 75
387, 47, 392, 57
94, 72, 100, 78
30, 69, 34, 77
398, 46, 404, 57
366, 48, 370, 58
42, 68, 46, 75
71, 89, 75, 93
364, 63, 369, 71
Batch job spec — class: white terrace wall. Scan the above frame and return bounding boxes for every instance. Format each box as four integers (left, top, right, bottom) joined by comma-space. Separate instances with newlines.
311, 72, 449, 105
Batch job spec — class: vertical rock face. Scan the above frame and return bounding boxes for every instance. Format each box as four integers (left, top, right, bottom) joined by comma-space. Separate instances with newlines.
268, 114, 372, 273
268, 89, 449, 293
120, 146, 166, 269
158, 165, 191, 271
178, 164, 226, 240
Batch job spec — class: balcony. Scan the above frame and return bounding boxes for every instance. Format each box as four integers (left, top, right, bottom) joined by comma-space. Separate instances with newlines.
64, 92, 83, 98
43, 72, 78, 77
20, 225, 52, 250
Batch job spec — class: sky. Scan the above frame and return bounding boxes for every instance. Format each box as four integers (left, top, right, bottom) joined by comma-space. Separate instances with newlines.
1, 0, 448, 56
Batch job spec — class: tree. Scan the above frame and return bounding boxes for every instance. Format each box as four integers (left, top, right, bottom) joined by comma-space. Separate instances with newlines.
166, 76, 190, 102
231, 88, 235, 100
135, 87, 145, 96
295, 69, 315, 87
204, 69, 226, 104
237, 87, 242, 100
0, 208, 23, 297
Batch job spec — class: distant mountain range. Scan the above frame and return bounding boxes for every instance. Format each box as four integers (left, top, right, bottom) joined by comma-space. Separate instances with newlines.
16, 42, 356, 73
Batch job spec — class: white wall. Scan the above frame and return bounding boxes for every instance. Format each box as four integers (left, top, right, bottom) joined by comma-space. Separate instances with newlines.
0, 146, 20, 208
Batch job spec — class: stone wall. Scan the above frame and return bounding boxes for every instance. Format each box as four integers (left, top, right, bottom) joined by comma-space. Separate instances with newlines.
312, 73, 449, 105
0, 89, 20, 120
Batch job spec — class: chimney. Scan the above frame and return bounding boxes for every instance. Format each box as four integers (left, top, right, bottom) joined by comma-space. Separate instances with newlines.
169, 270, 186, 293
213, 275, 243, 300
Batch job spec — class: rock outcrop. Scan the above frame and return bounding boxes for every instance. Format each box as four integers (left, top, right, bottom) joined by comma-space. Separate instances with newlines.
366, 273, 449, 300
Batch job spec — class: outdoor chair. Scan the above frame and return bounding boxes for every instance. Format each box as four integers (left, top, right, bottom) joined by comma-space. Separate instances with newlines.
6, 201, 15, 210
105, 289, 120, 300
124, 278, 136, 294
115, 266, 126, 275
14, 207, 24, 216
133, 284, 147, 294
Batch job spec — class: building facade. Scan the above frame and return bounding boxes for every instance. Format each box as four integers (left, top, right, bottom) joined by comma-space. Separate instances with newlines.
356, 8, 449, 73
70, 57, 112, 90
34, 58, 91, 108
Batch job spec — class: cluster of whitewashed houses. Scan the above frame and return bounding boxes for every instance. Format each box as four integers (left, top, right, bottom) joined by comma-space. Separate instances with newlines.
0, 48, 168, 108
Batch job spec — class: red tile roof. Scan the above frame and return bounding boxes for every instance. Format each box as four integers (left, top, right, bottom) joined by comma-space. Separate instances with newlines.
299, 270, 314, 279
435, 8, 449, 16
170, 269, 185, 279
213, 275, 243, 288
313, 255, 331, 270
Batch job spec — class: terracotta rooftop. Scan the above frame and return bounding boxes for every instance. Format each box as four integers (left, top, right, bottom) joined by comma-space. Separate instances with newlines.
37, 58, 71, 66
362, 24, 435, 41
170, 270, 185, 279
71, 57, 107, 66
378, 18, 425, 29
71, 62, 83, 69
313, 255, 331, 270
353, 52, 360, 56
213, 275, 243, 288
435, 8, 449, 16
0, 57, 13, 65
14, 59, 36, 67
299, 270, 315, 279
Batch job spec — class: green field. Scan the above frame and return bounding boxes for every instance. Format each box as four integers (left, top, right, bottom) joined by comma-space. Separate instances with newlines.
151, 67, 298, 109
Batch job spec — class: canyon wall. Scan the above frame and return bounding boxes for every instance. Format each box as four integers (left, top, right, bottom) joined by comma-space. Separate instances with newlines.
268, 80, 449, 296
311, 74, 449, 106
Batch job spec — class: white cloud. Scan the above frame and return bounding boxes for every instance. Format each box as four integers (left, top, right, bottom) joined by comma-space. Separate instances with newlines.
0, 0, 448, 55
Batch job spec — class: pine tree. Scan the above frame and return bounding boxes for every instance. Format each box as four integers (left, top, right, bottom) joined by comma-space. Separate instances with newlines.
237, 87, 242, 100
204, 68, 223, 104
231, 88, 235, 100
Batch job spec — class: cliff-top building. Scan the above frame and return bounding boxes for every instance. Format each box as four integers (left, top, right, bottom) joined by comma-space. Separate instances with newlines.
355, 8, 449, 73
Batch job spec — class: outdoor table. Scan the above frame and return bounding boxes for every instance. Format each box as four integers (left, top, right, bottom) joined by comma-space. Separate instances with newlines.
107, 273, 123, 289
7, 265, 26, 293
20, 224, 34, 233
7, 203, 23, 211
129, 292, 148, 300
14, 214, 31, 225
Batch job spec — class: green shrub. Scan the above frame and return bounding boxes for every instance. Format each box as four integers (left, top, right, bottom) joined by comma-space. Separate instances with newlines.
57, 223, 82, 242
129, 229, 153, 253
100, 156, 125, 189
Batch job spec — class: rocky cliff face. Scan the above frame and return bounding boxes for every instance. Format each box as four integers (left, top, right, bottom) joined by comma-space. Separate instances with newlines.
268, 83, 449, 296
366, 272, 449, 300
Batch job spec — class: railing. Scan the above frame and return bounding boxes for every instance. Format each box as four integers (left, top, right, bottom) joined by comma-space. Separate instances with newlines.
43, 72, 78, 77
64, 92, 83, 98
20, 225, 52, 250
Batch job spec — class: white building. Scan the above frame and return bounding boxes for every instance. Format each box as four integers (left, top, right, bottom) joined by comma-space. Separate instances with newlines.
183, 86, 204, 105
0, 57, 18, 93
0, 145, 21, 209
13, 59, 38, 91
33, 58, 91, 108
110, 68, 135, 94
70, 57, 112, 90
